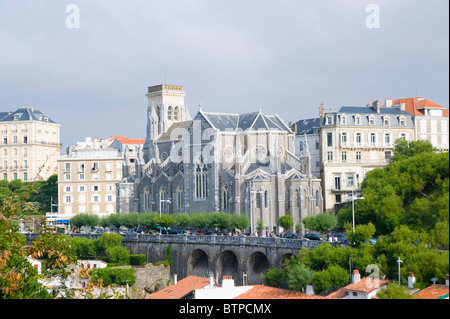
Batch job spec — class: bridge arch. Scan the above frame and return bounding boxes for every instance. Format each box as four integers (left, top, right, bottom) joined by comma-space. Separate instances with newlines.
215, 250, 239, 284
277, 253, 295, 269
247, 251, 269, 284
187, 249, 209, 277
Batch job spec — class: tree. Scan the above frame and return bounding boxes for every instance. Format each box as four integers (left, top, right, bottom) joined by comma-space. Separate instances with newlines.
70, 213, 100, 230
278, 215, 294, 233
156, 213, 175, 230
72, 237, 99, 259
312, 265, 350, 294
346, 222, 376, 246
97, 233, 123, 251
392, 139, 435, 161
90, 267, 136, 287
262, 268, 284, 287
303, 214, 337, 240
209, 212, 231, 232
230, 214, 250, 231
174, 213, 191, 229
377, 283, 411, 299
106, 246, 130, 265
285, 263, 314, 292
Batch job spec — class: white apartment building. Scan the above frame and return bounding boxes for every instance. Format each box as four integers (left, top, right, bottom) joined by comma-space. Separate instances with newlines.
319, 101, 415, 212
0, 107, 61, 181
390, 97, 449, 152
57, 137, 123, 218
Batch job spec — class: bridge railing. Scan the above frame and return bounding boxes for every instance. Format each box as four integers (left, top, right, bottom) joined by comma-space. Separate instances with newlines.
25, 233, 335, 250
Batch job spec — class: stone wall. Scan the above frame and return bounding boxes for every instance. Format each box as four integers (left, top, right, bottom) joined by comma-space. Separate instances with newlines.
114, 263, 171, 299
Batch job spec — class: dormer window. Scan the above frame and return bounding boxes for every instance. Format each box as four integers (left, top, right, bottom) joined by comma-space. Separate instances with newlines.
399, 116, 405, 126
13, 115, 19, 120
340, 115, 347, 125
368, 116, 375, 126
383, 116, 390, 126
326, 115, 334, 125
354, 115, 361, 125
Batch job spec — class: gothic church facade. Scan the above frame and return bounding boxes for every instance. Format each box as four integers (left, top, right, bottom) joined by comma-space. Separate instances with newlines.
117, 84, 323, 234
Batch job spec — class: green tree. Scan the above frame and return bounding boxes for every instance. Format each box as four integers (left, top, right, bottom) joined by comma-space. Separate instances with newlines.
278, 215, 294, 233
156, 213, 175, 230
106, 246, 130, 265
209, 212, 231, 232
262, 268, 284, 287
376, 283, 411, 299
70, 213, 100, 230
285, 263, 314, 292
346, 222, 376, 246
72, 237, 99, 259
230, 214, 250, 231
173, 213, 191, 229
312, 265, 350, 294
90, 267, 136, 287
392, 139, 435, 161
97, 233, 123, 251
303, 214, 337, 240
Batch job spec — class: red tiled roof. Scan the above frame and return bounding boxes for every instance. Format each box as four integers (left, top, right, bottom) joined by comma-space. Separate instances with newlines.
343, 277, 389, 294
392, 97, 448, 116
107, 135, 145, 145
413, 285, 449, 299
147, 276, 211, 299
234, 285, 326, 299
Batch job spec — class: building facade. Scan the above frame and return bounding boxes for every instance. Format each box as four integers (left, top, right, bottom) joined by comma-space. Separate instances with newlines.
0, 107, 61, 181
117, 84, 323, 235
57, 137, 123, 218
319, 101, 415, 212
391, 97, 449, 152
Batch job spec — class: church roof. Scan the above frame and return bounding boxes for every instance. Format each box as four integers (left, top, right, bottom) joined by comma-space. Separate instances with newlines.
158, 121, 191, 142
202, 111, 290, 132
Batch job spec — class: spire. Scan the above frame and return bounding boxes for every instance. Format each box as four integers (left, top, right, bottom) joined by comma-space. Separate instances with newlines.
185, 102, 192, 121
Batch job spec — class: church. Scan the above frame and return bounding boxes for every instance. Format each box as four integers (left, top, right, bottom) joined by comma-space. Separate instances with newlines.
117, 84, 323, 234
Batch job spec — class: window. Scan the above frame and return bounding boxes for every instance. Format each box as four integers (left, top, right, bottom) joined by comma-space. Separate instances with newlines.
315, 190, 320, 207
65, 174, 71, 181
93, 185, 99, 192
370, 133, 376, 146
65, 186, 72, 192
341, 132, 347, 146
327, 132, 333, 147
335, 194, 341, 203
256, 192, 262, 209
177, 186, 184, 211
399, 117, 405, 126
356, 133, 362, 146
294, 190, 299, 208
65, 196, 72, 203
384, 133, 391, 145
79, 173, 85, 180
342, 151, 347, 162
299, 141, 304, 151
160, 185, 167, 211
264, 190, 268, 208
383, 116, 390, 126
222, 184, 229, 211
400, 133, 406, 141
23, 172, 28, 181
334, 176, 341, 190
385, 151, 392, 161
327, 151, 333, 162
315, 140, 319, 150
355, 116, 361, 125
93, 195, 99, 202
79, 163, 85, 171
92, 162, 99, 172
79, 186, 85, 192
107, 195, 113, 202
168, 106, 173, 120
347, 175, 354, 187
356, 151, 362, 162
65, 163, 71, 171
326, 115, 333, 125
369, 116, 375, 126
143, 187, 149, 210
174, 106, 180, 121
195, 155, 208, 198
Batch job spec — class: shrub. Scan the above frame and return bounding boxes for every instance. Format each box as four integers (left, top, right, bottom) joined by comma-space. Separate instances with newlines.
106, 246, 130, 265
90, 267, 136, 286
130, 254, 147, 266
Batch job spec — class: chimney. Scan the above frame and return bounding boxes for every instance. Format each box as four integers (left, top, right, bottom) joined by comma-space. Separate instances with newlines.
446, 275, 449, 286
408, 272, 416, 290
352, 270, 361, 284
209, 275, 215, 288
306, 282, 314, 295
222, 276, 235, 289
174, 274, 177, 285
372, 100, 381, 113
385, 99, 393, 108
319, 102, 325, 120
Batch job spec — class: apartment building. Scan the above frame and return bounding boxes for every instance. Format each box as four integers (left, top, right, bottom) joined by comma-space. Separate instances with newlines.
390, 97, 449, 152
0, 107, 61, 181
57, 137, 123, 217
319, 101, 415, 212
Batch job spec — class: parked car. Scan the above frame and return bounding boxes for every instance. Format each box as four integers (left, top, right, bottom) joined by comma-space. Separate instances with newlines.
369, 238, 377, 245
304, 233, 321, 241
284, 233, 298, 239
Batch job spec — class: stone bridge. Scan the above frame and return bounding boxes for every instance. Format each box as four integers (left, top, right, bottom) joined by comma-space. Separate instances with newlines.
26, 233, 333, 286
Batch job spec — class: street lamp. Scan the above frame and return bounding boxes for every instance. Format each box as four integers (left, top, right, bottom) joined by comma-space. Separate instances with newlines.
351, 186, 364, 236
397, 257, 403, 286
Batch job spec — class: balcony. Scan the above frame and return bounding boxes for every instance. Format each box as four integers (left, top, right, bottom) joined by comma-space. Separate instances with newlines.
340, 142, 394, 149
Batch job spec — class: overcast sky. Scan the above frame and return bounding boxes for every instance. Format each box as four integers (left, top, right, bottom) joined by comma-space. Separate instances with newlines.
0, 0, 448, 149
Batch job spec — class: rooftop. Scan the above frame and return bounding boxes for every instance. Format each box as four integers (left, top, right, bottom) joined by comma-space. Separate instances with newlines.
413, 284, 449, 299
0, 107, 57, 123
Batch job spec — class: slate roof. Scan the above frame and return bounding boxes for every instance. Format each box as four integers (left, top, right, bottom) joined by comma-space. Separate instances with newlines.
291, 118, 320, 135
0, 107, 57, 123
202, 111, 290, 132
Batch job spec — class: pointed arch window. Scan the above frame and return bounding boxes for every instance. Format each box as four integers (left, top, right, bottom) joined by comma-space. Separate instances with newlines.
195, 155, 208, 198
160, 185, 167, 211
177, 185, 184, 211
143, 187, 149, 211
294, 190, 300, 208
222, 184, 230, 211
174, 106, 180, 120
168, 106, 173, 120
264, 190, 268, 208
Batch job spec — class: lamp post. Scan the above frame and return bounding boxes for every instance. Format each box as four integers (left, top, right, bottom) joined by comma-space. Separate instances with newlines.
397, 257, 403, 286
351, 186, 364, 236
